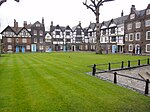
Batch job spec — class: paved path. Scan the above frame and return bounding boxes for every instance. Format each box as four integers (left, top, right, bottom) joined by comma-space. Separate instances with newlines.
88, 65, 150, 95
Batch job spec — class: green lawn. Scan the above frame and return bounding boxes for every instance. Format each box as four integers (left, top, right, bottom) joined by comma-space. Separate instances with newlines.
0, 52, 150, 112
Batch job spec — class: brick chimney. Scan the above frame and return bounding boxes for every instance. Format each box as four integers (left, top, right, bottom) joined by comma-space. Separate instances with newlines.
14, 19, 18, 29
131, 5, 136, 12
121, 10, 124, 17
23, 21, 27, 28
42, 17, 44, 25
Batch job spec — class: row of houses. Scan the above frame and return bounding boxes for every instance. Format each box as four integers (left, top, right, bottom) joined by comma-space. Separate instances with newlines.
1, 4, 150, 54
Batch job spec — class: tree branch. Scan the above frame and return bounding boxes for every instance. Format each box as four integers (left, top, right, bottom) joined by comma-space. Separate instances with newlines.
83, 2, 96, 15
90, 0, 97, 8
97, 0, 104, 7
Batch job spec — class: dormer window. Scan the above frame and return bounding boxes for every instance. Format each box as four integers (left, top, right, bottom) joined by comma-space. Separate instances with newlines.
146, 9, 150, 15
130, 14, 135, 19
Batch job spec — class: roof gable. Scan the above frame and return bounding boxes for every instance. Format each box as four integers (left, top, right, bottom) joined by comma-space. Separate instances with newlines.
1, 25, 16, 34
17, 27, 32, 36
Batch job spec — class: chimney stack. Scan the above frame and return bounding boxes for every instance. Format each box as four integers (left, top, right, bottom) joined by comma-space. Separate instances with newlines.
14, 19, 18, 30
121, 10, 124, 17
79, 21, 81, 26
23, 21, 27, 28
42, 17, 44, 25
131, 5, 136, 12
51, 21, 53, 26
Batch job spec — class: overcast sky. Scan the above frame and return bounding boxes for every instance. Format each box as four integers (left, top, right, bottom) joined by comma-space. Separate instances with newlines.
0, 0, 150, 31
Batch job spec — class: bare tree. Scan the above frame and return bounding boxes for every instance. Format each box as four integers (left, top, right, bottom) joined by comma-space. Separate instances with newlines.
83, 0, 114, 54
0, 0, 19, 56
0, 0, 19, 6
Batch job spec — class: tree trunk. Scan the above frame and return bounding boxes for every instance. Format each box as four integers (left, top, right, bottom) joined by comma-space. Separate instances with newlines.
95, 8, 102, 54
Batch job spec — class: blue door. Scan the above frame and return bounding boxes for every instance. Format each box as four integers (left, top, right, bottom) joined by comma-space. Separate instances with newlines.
22, 47, 25, 53
31, 44, 36, 52
16, 46, 19, 53
112, 45, 117, 53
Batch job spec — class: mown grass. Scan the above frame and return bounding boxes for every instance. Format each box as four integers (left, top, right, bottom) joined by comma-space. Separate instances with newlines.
0, 52, 150, 112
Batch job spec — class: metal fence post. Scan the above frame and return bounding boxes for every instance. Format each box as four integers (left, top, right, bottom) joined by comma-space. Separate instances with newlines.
128, 60, 130, 68
121, 61, 124, 69
148, 58, 149, 65
92, 64, 96, 76
145, 79, 149, 95
138, 59, 140, 66
114, 72, 117, 84
108, 63, 111, 71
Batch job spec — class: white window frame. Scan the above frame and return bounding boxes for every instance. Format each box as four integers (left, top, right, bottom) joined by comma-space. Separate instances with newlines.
40, 38, 43, 43
22, 38, 27, 43
135, 32, 141, 40
7, 38, 12, 43
8, 45, 12, 50
146, 9, 150, 15
135, 22, 141, 29
129, 33, 134, 41
26, 45, 30, 50
146, 31, 150, 40
127, 23, 132, 30
129, 44, 133, 51
145, 19, 150, 27
125, 34, 128, 41
130, 14, 135, 19
39, 45, 43, 50
146, 44, 150, 52
34, 38, 37, 43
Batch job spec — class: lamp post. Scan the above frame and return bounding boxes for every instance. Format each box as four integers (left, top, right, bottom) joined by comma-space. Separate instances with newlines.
83, 0, 114, 54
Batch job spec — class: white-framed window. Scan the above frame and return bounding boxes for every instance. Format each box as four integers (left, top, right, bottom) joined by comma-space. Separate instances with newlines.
127, 23, 132, 30
129, 44, 133, 51
26, 45, 30, 50
34, 38, 37, 43
135, 32, 141, 40
130, 14, 135, 19
34, 30, 37, 35
16, 38, 19, 43
129, 33, 134, 41
39, 45, 43, 50
45, 39, 51, 42
146, 31, 150, 40
8, 45, 12, 50
146, 44, 150, 52
22, 38, 27, 43
39, 38, 43, 43
125, 34, 128, 41
145, 19, 150, 27
39, 31, 43, 36
36, 24, 40, 27
135, 22, 141, 29
7, 38, 12, 43
146, 9, 150, 15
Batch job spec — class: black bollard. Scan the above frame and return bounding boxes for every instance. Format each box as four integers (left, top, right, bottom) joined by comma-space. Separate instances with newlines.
121, 61, 124, 69
92, 64, 96, 76
138, 59, 140, 66
128, 60, 130, 68
147, 58, 149, 65
114, 72, 117, 84
145, 79, 149, 95
108, 63, 111, 71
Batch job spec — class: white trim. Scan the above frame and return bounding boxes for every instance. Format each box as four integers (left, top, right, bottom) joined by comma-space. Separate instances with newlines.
146, 31, 150, 40
129, 33, 134, 41
129, 44, 133, 51
135, 32, 141, 40
146, 44, 150, 52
